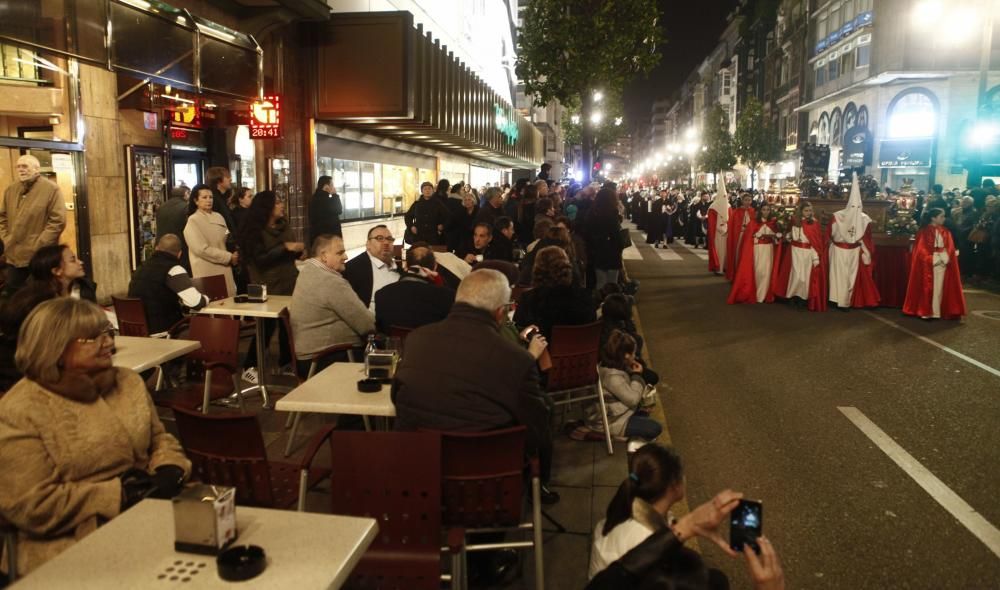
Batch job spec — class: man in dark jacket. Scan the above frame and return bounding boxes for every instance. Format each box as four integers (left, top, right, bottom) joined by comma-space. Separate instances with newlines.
489, 217, 516, 262
343, 224, 400, 310
206, 166, 237, 233
475, 186, 505, 227
308, 175, 343, 246
155, 186, 191, 269
127, 234, 208, 334
392, 269, 558, 499
374, 244, 454, 332
404, 182, 450, 245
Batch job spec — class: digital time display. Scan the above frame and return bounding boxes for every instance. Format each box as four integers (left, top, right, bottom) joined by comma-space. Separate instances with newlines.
249, 95, 282, 140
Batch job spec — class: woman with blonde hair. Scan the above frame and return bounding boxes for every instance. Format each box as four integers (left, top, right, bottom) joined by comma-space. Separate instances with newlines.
0, 298, 190, 574
514, 245, 595, 339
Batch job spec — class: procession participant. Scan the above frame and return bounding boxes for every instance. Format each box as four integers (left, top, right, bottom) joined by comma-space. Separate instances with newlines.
724, 192, 754, 281
645, 189, 667, 247
774, 201, 827, 311
727, 203, 781, 305
685, 192, 706, 248
827, 173, 879, 310
902, 208, 967, 320
707, 185, 730, 275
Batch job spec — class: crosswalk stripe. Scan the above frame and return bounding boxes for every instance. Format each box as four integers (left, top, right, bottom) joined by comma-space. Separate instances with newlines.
674, 240, 709, 261
655, 247, 683, 261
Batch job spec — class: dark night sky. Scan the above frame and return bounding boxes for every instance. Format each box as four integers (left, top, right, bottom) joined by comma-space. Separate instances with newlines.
624, 0, 740, 127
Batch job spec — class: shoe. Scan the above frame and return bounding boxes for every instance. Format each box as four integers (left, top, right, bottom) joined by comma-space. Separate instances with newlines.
539, 484, 561, 505
241, 367, 259, 384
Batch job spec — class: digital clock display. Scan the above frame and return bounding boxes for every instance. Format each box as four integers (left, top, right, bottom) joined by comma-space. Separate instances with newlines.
249, 95, 282, 140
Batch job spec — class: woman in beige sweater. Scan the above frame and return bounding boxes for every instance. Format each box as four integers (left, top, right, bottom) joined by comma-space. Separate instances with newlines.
183, 183, 239, 296
0, 299, 190, 575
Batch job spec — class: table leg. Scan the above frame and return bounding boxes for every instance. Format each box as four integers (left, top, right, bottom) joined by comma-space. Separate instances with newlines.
254, 320, 271, 408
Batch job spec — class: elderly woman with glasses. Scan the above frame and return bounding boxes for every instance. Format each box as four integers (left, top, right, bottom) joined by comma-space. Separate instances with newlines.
0, 298, 190, 575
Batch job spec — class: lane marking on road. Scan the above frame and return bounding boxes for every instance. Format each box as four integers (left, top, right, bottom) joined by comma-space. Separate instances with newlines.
838, 406, 1000, 559
654, 247, 683, 261
674, 240, 710, 261
623, 232, 643, 260
963, 289, 1000, 299
972, 310, 1000, 321
863, 311, 1000, 380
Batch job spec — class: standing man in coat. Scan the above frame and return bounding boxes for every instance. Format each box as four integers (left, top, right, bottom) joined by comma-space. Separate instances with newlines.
0, 155, 67, 297
404, 182, 450, 245
308, 175, 342, 247
206, 166, 237, 234
156, 185, 191, 270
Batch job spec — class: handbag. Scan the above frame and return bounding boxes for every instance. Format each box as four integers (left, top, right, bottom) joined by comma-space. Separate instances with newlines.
617, 227, 632, 250
967, 226, 989, 244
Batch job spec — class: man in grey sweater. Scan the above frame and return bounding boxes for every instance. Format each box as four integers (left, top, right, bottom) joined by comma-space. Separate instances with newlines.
289, 234, 374, 376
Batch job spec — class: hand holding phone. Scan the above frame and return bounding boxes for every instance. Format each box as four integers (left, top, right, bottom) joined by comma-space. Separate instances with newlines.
730, 499, 763, 554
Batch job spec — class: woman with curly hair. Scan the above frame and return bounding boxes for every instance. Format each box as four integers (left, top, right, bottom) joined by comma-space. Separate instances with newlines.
513, 245, 595, 339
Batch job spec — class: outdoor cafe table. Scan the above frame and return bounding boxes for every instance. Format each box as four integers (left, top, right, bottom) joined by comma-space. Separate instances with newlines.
275, 362, 395, 429
14, 499, 378, 590
195, 295, 293, 408
112, 336, 201, 373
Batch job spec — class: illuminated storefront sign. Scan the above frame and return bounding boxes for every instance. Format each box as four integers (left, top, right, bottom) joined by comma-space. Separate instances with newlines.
250, 95, 282, 139
493, 103, 519, 145
879, 139, 933, 168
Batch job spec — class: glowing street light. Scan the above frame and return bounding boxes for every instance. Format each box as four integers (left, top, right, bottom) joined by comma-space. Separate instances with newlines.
684, 127, 697, 140
593, 90, 604, 102
614, 116, 623, 126
605, 163, 613, 172
591, 111, 603, 124
571, 115, 580, 125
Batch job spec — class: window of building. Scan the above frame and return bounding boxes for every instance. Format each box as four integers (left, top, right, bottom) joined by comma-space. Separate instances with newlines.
887, 89, 938, 138
829, 5, 841, 31
0, 44, 43, 84
840, 50, 853, 74
828, 56, 839, 81
817, 14, 828, 40
830, 108, 843, 146
786, 112, 799, 149
856, 42, 871, 68
857, 0, 873, 13
843, 0, 855, 21
818, 112, 830, 144
721, 70, 732, 97
780, 54, 790, 85
816, 60, 826, 86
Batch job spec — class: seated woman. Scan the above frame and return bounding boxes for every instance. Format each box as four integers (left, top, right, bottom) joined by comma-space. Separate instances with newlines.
572, 329, 661, 442
514, 245, 596, 339
598, 293, 659, 386
0, 244, 95, 390
589, 443, 685, 578
0, 298, 190, 575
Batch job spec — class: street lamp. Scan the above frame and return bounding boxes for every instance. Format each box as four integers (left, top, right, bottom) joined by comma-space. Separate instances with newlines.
594, 90, 604, 102
571, 115, 580, 125
591, 111, 603, 125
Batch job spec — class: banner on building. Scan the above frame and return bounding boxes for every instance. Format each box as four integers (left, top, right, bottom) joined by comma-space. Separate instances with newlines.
800, 144, 831, 176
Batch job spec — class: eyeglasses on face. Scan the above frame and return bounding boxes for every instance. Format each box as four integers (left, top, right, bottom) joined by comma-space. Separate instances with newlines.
75, 325, 117, 344
369, 235, 394, 243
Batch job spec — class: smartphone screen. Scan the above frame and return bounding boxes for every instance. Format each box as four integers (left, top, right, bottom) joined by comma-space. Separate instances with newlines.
729, 499, 763, 554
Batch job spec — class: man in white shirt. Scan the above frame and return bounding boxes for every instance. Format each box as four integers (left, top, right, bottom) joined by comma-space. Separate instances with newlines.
343, 224, 400, 312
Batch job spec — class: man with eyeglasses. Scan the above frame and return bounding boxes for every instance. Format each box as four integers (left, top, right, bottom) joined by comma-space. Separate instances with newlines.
343, 224, 400, 312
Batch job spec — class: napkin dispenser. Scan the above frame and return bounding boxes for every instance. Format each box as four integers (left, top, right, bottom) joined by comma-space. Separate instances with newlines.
173, 484, 237, 555
365, 350, 398, 380
247, 284, 268, 303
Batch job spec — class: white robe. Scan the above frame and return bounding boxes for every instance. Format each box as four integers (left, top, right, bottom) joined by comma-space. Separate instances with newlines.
714, 221, 727, 272
752, 224, 777, 303
786, 226, 820, 300
929, 230, 948, 319
828, 221, 863, 306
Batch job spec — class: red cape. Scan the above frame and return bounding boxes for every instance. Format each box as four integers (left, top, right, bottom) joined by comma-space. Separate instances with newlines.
826, 221, 880, 308
724, 207, 752, 281
902, 226, 967, 319
727, 218, 781, 304
707, 208, 724, 273
773, 220, 828, 311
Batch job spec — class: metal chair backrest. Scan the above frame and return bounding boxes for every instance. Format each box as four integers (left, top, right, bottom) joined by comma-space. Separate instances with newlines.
111, 296, 149, 336
438, 426, 527, 528
328, 431, 442, 589
546, 321, 602, 392
172, 407, 277, 507
191, 274, 229, 301
187, 315, 241, 401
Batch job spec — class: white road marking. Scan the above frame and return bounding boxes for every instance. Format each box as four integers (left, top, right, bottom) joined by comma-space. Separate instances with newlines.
863, 311, 1000, 380
623, 232, 643, 260
839, 406, 1000, 559
674, 240, 710, 260
655, 247, 683, 261
964, 289, 1000, 299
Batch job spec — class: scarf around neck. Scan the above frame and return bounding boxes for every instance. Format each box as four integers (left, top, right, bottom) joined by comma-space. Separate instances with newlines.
39, 367, 119, 403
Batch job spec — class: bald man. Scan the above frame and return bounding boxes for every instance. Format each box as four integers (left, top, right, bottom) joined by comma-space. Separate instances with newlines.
128, 234, 208, 334
0, 155, 67, 295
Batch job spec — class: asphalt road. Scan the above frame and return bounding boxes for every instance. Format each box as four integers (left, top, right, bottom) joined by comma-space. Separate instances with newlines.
624, 227, 1000, 589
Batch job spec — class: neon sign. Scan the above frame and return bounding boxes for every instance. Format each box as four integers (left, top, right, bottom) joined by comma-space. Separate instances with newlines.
493, 103, 519, 145
249, 95, 282, 139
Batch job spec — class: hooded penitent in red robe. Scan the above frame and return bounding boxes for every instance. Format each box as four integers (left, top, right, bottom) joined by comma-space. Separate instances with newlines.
724, 206, 753, 281
902, 225, 966, 319
773, 218, 828, 311
727, 217, 782, 304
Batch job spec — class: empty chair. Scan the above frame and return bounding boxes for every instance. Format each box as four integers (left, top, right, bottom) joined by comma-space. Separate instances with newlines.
154, 315, 242, 414
438, 426, 544, 590
111, 296, 151, 337
172, 407, 331, 510
546, 321, 614, 455
327, 431, 463, 590
190, 274, 229, 301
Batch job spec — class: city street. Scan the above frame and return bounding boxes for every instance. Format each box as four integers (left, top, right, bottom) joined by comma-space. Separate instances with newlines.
626, 226, 1000, 589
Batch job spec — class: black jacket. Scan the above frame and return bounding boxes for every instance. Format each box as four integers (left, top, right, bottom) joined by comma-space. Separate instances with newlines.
212, 188, 237, 234
446, 202, 478, 252
488, 233, 515, 263
583, 212, 624, 270
392, 304, 551, 472
308, 188, 343, 244
128, 251, 197, 333
404, 197, 451, 245
343, 252, 400, 308
513, 284, 596, 339
475, 203, 504, 228
374, 274, 454, 333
